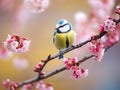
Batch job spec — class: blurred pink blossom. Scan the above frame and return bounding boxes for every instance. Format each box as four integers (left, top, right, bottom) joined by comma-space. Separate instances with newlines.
88, 0, 115, 19
2, 79, 11, 89
0, 46, 13, 60
74, 12, 95, 43
24, 0, 50, 13
13, 57, 29, 69
72, 67, 88, 79
36, 81, 46, 90
46, 84, 54, 90
2, 79, 19, 90
74, 12, 88, 25
0, 0, 14, 11
4, 34, 31, 54
12, 5, 31, 33
116, 5, 120, 16
21, 84, 33, 90
36, 81, 54, 90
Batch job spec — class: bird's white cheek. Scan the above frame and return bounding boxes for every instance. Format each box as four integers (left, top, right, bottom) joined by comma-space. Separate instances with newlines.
59, 25, 70, 32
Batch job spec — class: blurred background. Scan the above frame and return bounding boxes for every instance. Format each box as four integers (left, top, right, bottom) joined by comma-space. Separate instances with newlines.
0, 0, 120, 90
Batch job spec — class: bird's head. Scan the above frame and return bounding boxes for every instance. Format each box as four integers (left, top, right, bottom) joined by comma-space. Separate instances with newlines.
55, 19, 73, 33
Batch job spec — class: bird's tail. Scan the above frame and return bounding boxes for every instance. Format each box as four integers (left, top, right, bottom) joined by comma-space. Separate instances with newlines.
59, 51, 64, 59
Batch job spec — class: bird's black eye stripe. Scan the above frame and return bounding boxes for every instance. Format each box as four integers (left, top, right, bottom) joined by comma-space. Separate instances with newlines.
58, 23, 69, 29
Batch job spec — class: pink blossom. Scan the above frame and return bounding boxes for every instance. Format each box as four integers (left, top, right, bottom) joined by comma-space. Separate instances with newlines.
74, 12, 88, 24
12, 5, 31, 33
100, 29, 119, 46
36, 81, 54, 90
0, 46, 13, 60
34, 63, 43, 72
0, 0, 14, 11
94, 48, 105, 62
103, 17, 116, 32
13, 57, 29, 69
74, 12, 95, 44
46, 83, 54, 90
4, 34, 31, 54
88, 40, 105, 61
24, 0, 50, 13
72, 67, 88, 79
36, 81, 46, 90
2, 79, 11, 89
88, 0, 115, 19
64, 57, 78, 69
116, 5, 120, 15
21, 84, 33, 90
2, 79, 19, 90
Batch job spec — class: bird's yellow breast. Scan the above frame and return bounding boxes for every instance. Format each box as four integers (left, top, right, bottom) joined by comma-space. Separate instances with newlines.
54, 30, 75, 50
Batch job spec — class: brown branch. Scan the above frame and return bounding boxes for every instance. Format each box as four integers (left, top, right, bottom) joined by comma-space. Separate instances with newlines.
14, 18, 120, 89
40, 42, 117, 80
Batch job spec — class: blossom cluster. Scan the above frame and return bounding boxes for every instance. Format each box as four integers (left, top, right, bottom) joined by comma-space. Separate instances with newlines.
21, 81, 54, 90
4, 34, 31, 54
99, 17, 119, 46
35, 81, 53, 90
2, 79, 19, 90
64, 57, 88, 79
24, 0, 50, 13
3, 79, 54, 90
88, 0, 115, 20
116, 5, 120, 16
88, 39, 105, 62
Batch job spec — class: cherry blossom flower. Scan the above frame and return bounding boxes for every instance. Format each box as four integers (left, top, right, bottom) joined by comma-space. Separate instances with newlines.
64, 57, 88, 79
64, 57, 78, 69
116, 5, 120, 15
99, 17, 119, 46
21, 84, 33, 90
46, 83, 54, 90
4, 34, 31, 54
88, 39, 105, 62
13, 57, 29, 69
24, 0, 50, 13
2, 79, 19, 90
100, 29, 119, 46
103, 17, 116, 32
2, 79, 11, 89
36, 81, 54, 90
72, 67, 88, 79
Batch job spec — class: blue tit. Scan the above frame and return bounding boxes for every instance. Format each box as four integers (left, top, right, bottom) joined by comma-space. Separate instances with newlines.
53, 19, 76, 59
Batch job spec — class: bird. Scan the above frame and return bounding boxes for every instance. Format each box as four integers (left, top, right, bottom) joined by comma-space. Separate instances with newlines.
53, 19, 76, 59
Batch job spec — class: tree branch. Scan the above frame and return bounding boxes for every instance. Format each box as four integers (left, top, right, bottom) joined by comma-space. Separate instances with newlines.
14, 18, 120, 89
